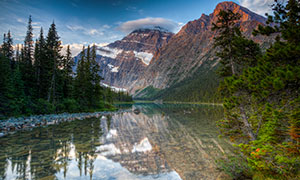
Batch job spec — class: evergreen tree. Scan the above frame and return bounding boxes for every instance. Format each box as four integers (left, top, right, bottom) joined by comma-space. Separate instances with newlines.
21, 15, 34, 96
0, 54, 13, 118
46, 21, 62, 104
212, 10, 261, 77
85, 45, 93, 108
217, 0, 300, 178
34, 28, 46, 99
74, 46, 87, 109
2, 31, 14, 60
62, 45, 74, 99
90, 44, 103, 108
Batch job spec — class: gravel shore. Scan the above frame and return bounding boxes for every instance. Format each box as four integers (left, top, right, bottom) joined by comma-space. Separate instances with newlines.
0, 109, 131, 137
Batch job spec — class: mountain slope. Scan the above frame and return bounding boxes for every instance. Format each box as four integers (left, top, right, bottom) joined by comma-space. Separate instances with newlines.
74, 28, 174, 90
131, 1, 274, 101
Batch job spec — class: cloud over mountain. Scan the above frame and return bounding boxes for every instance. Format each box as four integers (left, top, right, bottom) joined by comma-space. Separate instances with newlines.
118, 17, 181, 33
239, 0, 274, 16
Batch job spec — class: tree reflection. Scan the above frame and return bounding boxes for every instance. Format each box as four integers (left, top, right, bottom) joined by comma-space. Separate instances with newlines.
0, 117, 103, 180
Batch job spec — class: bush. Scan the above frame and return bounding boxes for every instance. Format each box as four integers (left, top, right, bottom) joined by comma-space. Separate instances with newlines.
216, 155, 252, 180
33, 98, 55, 115
60, 98, 79, 113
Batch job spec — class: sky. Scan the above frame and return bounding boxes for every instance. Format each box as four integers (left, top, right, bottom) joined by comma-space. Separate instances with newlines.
0, 0, 274, 55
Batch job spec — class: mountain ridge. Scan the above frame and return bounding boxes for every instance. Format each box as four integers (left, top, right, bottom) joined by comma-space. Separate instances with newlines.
130, 1, 274, 100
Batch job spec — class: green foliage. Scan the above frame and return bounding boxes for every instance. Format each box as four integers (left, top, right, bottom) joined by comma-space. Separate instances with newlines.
0, 17, 118, 119
212, 9, 261, 77
135, 60, 221, 103
216, 155, 252, 180
216, 0, 300, 178
33, 99, 55, 114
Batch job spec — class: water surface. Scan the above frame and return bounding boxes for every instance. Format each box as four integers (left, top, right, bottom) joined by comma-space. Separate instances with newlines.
0, 103, 233, 180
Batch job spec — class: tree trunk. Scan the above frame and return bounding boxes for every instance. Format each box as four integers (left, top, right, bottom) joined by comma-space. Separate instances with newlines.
240, 106, 256, 140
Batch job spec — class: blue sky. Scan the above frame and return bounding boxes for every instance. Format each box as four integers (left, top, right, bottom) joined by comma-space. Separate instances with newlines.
0, 0, 273, 55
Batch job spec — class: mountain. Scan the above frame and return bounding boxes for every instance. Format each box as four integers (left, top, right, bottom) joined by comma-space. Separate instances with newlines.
74, 28, 174, 91
130, 1, 275, 101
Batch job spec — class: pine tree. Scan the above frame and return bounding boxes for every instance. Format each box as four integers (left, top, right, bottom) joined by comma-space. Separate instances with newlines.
212, 10, 261, 77
91, 45, 103, 108
62, 45, 74, 98
0, 53, 13, 118
217, 0, 300, 177
46, 21, 62, 104
34, 28, 46, 99
74, 46, 87, 109
2, 31, 14, 61
21, 15, 34, 96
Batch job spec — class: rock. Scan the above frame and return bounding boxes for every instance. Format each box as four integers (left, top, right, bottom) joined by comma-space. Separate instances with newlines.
133, 109, 141, 115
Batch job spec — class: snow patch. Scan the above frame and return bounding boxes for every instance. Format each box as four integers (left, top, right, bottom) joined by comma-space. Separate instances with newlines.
132, 137, 152, 153
106, 129, 118, 139
96, 46, 123, 59
97, 144, 121, 156
107, 64, 119, 73
134, 51, 153, 65
107, 64, 114, 68
111, 66, 119, 73
101, 83, 127, 92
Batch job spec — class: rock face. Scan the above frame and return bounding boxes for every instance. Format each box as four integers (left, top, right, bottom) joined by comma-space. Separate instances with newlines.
130, 1, 274, 97
74, 28, 174, 91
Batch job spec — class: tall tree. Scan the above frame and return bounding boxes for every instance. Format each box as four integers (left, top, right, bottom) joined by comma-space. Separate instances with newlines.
62, 45, 74, 98
46, 21, 62, 104
0, 53, 13, 118
21, 15, 34, 95
217, 0, 300, 178
2, 30, 14, 60
74, 46, 87, 109
212, 10, 261, 77
90, 44, 103, 108
34, 28, 46, 99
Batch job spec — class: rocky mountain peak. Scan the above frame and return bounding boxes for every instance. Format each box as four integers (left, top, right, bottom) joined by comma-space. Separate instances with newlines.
212, 1, 266, 23
177, 1, 266, 36
108, 27, 174, 53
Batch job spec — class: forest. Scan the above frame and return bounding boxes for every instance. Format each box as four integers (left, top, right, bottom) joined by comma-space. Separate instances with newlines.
214, 0, 300, 179
0, 16, 132, 119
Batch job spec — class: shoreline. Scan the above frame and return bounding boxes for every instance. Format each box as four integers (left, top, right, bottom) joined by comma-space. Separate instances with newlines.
0, 109, 131, 138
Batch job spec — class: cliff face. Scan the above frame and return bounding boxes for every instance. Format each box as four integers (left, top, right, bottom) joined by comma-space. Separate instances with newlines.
131, 1, 274, 97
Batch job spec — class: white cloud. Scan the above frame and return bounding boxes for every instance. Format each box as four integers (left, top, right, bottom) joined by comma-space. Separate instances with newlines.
239, 0, 274, 16
117, 17, 181, 33
66, 25, 84, 31
66, 25, 105, 36
61, 42, 108, 57
102, 24, 110, 29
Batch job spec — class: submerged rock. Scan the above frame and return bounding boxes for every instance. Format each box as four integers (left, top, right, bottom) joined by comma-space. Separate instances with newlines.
133, 109, 141, 114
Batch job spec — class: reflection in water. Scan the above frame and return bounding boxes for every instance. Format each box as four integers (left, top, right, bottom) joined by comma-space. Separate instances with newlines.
0, 103, 233, 180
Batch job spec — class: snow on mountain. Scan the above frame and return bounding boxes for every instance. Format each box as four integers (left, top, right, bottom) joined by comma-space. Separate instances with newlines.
133, 51, 153, 65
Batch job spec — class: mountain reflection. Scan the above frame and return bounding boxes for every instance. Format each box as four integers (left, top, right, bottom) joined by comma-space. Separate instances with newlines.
0, 104, 233, 180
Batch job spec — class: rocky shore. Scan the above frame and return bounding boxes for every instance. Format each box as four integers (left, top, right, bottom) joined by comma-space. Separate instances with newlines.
0, 109, 131, 137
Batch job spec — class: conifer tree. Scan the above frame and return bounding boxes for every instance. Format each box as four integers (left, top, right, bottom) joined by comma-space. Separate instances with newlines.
21, 15, 34, 96
34, 28, 46, 99
212, 10, 261, 77
217, 0, 300, 177
46, 21, 62, 104
91, 45, 103, 108
74, 46, 87, 109
62, 45, 74, 98
2, 31, 14, 61
0, 53, 13, 118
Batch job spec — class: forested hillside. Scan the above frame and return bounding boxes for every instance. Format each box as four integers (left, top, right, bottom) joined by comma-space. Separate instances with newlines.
0, 16, 132, 119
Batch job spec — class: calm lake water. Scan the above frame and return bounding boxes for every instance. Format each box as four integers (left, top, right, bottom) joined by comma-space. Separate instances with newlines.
0, 103, 234, 180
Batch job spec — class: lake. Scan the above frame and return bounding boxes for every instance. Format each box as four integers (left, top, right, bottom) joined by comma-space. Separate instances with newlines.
0, 103, 234, 180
